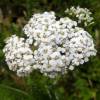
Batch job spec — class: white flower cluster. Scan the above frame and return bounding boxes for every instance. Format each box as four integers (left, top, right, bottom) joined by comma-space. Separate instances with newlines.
23, 12, 56, 45
65, 6, 94, 26
23, 12, 96, 78
3, 35, 34, 76
3, 11, 97, 78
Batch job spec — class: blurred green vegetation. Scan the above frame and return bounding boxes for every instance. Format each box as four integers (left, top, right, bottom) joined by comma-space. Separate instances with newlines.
0, 0, 100, 100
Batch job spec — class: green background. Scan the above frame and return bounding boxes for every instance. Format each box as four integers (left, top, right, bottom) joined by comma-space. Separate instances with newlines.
0, 0, 100, 100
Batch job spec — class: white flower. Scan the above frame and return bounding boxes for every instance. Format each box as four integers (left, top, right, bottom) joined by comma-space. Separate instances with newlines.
65, 6, 94, 26
23, 11, 96, 78
3, 11, 97, 78
69, 66, 74, 70
3, 35, 34, 76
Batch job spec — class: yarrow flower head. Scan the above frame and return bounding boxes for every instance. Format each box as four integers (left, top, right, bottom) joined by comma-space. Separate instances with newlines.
3, 35, 34, 76
65, 6, 94, 26
23, 11, 96, 78
23, 11, 56, 45
3, 10, 97, 78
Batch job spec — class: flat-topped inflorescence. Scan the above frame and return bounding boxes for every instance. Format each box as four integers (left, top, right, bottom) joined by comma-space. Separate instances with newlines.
3, 35, 34, 76
65, 6, 94, 26
3, 11, 97, 78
